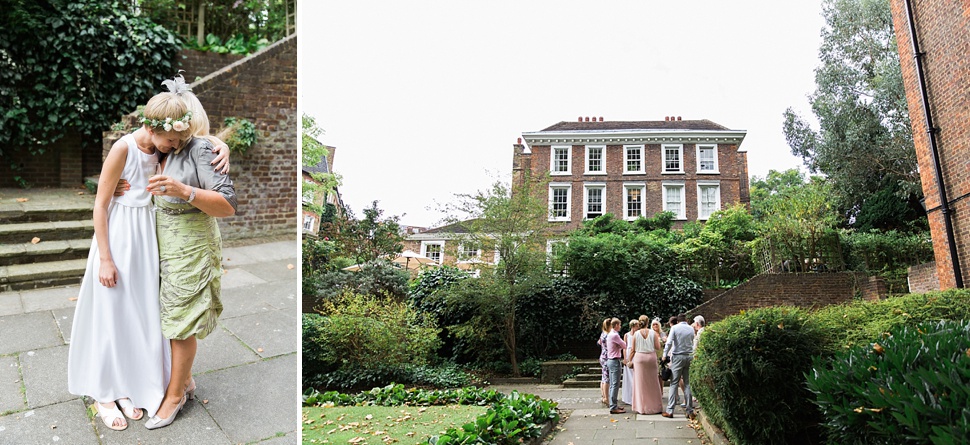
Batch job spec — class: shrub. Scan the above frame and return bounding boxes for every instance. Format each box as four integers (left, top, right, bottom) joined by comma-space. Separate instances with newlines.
303, 383, 505, 408
304, 260, 410, 310
219, 116, 258, 155
305, 291, 440, 372
305, 364, 473, 393
428, 391, 559, 445
807, 320, 970, 444
692, 306, 826, 445
302, 313, 336, 383
812, 289, 970, 351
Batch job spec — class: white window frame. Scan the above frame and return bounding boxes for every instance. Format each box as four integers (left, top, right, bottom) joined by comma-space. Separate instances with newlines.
303, 214, 316, 231
662, 182, 686, 220
624, 145, 645, 174
302, 188, 314, 205
458, 242, 482, 261
548, 183, 572, 222
550, 146, 572, 176
662, 144, 684, 174
697, 181, 721, 221
546, 239, 569, 271
583, 183, 606, 220
584, 145, 606, 175
696, 144, 719, 174
420, 241, 445, 264
623, 182, 646, 221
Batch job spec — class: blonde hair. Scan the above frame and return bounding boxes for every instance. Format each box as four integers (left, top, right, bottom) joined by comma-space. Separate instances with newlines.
601, 318, 611, 333
142, 92, 191, 139
628, 319, 640, 330
181, 90, 210, 138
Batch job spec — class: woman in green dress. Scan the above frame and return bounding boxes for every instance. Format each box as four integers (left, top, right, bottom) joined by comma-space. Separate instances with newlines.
144, 79, 237, 429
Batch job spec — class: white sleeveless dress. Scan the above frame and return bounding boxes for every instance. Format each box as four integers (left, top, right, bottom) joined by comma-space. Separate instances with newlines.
67, 134, 171, 417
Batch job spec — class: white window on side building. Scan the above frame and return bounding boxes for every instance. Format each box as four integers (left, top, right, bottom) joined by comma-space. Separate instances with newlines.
549, 183, 572, 222
663, 144, 684, 174
662, 182, 686, 219
697, 182, 721, 220
303, 214, 316, 231
551, 146, 571, 175
697, 144, 718, 174
585, 145, 606, 175
421, 241, 445, 264
584, 183, 606, 220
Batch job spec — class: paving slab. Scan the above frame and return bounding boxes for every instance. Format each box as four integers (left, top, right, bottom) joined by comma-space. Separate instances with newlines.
221, 241, 298, 266
21, 345, 73, 409
200, 354, 297, 444
193, 325, 262, 373
0, 399, 97, 445
220, 281, 289, 319
0, 293, 22, 317
96, 398, 231, 445
0, 355, 24, 415
51, 306, 75, 344
237, 258, 298, 284
0, 312, 63, 355
20, 285, 79, 313
258, 430, 298, 444
221, 309, 297, 359
220, 267, 267, 289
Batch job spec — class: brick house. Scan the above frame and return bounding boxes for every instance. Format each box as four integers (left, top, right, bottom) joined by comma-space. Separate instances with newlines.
513, 117, 750, 233
302, 144, 343, 238
403, 220, 499, 274
889, 0, 970, 290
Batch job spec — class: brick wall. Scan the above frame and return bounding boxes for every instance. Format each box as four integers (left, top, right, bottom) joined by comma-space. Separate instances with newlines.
688, 272, 869, 323
176, 50, 246, 81
890, 0, 970, 289
1, 131, 85, 188
907, 261, 940, 293
515, 141, 748, 231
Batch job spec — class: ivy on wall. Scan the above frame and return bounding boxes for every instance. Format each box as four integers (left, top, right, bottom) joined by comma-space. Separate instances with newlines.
0, 0, 181, 158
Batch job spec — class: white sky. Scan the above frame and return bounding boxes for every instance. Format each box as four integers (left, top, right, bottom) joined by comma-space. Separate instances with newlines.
299, 1, 825, 227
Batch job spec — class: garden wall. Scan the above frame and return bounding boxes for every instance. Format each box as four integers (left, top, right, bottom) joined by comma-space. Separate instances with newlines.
688, 272, 873, 323
907, 261, 939, 293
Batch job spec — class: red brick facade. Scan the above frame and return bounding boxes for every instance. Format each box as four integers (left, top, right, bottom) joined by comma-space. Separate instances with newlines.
514, 118, 750, 232
890, 0, 970, 289
907, 261, 940, 293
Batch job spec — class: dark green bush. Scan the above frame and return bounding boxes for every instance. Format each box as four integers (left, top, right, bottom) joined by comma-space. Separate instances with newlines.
428, 390, 559, 445
301, 313, 335, 383
692, 306, 826, 445
807, 320, 970, 445
305, 364, 473, 393
303, 383, 504, 407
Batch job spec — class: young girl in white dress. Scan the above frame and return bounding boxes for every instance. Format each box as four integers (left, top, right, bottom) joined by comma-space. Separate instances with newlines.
67, 91, 193, 431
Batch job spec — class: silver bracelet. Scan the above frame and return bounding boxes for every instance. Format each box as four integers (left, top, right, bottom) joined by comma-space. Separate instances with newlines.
187, 187, 197, 203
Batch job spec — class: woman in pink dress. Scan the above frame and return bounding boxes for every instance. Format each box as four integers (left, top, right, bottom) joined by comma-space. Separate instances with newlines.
630, 322, 663, 414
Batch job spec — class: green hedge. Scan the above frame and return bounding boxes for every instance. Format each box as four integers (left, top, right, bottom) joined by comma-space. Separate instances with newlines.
692, 307, 826, 445
302, 384, 559, 445
807, 320, 970, 444
693, 289, 970, 445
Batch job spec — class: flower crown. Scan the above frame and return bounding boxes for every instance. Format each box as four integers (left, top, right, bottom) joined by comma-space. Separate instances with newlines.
141, 111, 192, 132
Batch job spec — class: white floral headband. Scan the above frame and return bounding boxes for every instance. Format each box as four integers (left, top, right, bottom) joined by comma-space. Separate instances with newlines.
140, 72, 193, 132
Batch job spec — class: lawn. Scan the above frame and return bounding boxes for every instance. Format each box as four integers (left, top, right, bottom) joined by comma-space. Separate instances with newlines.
302, 404, 487, 444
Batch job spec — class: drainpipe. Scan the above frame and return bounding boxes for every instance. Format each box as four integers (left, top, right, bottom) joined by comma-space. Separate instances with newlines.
904, 0, 963, 288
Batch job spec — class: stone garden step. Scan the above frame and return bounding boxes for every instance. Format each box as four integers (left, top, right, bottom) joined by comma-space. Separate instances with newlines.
562, 378, 601, 389
573, 373, 603, 382
0, 220, 95, 244
0, 258, 87, 292
0, 238, 92, 266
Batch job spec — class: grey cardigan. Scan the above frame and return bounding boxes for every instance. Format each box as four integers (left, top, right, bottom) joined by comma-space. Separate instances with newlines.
159, 137, 237, 211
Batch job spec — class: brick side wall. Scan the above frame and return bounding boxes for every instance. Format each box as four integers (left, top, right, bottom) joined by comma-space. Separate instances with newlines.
688, 272, 868, 323
176, 50, 246, 81
890, 0, 970, 289
907, 261, 940, 293
1, 131, 85, 188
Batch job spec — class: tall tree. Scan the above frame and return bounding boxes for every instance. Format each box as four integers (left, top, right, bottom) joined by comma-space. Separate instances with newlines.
325, 201, 404, 266
782, 0, 921, 229
438, 175, 552, 376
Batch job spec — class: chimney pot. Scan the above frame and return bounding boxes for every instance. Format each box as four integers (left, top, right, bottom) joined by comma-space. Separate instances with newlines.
578, 116, 583, 122
664, 116, 669, 121
585, 117, 590, 122
599, 117, 604, 122
677, 116, 682, 121
517, 137, 522, 144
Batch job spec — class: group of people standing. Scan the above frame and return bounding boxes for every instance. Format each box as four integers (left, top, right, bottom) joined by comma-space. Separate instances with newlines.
597, 313, 706, 419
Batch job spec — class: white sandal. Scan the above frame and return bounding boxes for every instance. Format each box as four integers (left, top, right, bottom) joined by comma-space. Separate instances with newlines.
96, 402, 128, 431
117, 398, 144, 420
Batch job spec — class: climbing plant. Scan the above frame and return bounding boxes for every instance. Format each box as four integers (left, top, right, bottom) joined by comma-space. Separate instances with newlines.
0, 0, 181, 160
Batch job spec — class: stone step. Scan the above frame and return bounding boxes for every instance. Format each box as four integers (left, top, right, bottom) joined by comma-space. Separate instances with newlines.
0, 258, 87, 292
573, 373, 603, 382
0, 220, 95, 244
562, 378, 602, 389
0, 238, 92, 266
0, 205, 92, 224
